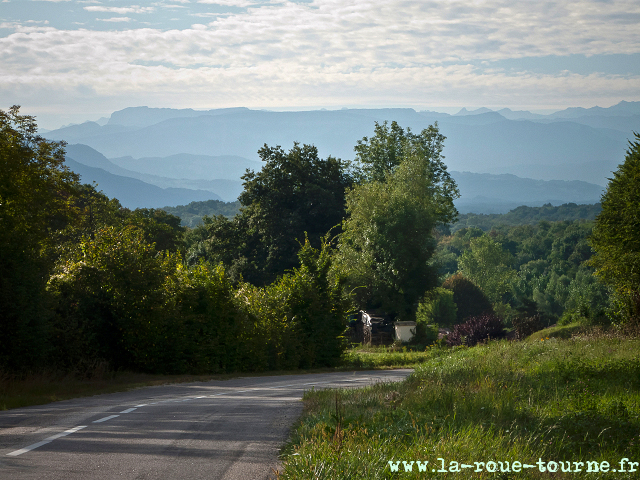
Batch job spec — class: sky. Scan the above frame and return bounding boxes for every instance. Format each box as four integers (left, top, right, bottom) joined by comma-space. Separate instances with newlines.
1, 0, 640, 129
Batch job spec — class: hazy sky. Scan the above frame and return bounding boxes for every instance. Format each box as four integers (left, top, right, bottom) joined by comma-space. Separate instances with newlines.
2, 0, 640, 129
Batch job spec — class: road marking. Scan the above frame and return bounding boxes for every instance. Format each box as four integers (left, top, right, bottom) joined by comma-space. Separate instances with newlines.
135, 404, 147, 407
7, 426, 87, 456
120, 408, 137, 414
93, 415, 119, 423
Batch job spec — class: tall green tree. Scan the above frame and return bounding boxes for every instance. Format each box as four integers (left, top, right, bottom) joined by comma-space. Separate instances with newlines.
337, 123, 459, 320
0, 106, 80, 370
458, 235, 517, 304
187, 143, 353, 285
589, 132, 640, 321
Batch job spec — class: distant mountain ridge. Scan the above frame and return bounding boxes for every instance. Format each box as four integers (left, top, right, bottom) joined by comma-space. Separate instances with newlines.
64, 144, 603, 213
46, 102, 639, 187
64, 157, 221, 209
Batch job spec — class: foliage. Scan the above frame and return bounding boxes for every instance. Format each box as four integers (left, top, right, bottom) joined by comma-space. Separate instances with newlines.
185, 143, 353, 285
458, 235, 516, 304
47, 226, 180, 372
161, 199, 241, 227
441, 273, 494, 324
280, 334, 640, 480
452, 202, 602, 233
238, 237, 349, 369
511, 314, 545, 340
447, 313, 506, 347
0, 106, 81, 371
416, 287, 457, 329
337, 122, 458, 320
354, 121, 458, 212
589, 132, 640, 322
437, 220, 610, 325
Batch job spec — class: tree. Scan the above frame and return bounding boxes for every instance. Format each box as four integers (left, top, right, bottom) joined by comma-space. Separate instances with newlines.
441, 273, 494, 324
336, 122, 459, 320
458, 235, 516, 304
354, 121, 458, 215
188, 143, 354, 285
0, 106, 80, 370
589, 132, 640, 321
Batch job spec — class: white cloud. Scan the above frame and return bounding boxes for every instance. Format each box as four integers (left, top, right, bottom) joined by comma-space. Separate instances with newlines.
197, 0, 260, 5
2, 0, 640, 114
98, 17, 133, 22
85, 6, 155, 14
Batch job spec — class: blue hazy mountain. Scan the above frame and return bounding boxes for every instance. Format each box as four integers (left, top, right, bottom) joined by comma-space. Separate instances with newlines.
46, 103, 639, 187
65, 144, 243, 202
65, 143, 603, 213
64, 153, 222, 209
451, 171, 603, 214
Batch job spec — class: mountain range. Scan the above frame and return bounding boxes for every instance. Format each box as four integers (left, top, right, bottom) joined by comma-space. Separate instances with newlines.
52, 102, 638, 212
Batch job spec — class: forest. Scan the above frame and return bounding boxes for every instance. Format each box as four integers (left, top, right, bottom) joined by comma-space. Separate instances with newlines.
1, 105, 639, 377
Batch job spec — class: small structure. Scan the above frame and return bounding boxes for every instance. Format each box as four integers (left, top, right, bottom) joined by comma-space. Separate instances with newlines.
394, 321, 417, 343
348, 310, 395, 345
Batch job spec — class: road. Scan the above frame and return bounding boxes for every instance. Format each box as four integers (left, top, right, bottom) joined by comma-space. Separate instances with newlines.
0, 369, 412, 479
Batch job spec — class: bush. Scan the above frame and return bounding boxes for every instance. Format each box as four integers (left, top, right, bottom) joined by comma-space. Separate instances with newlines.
416, 287, 457, 328
512, 315, 545, 340
442, 273, 494, 323
447, 313, 506, 347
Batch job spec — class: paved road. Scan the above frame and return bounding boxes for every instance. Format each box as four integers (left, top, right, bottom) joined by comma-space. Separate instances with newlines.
0, 370, 412, 480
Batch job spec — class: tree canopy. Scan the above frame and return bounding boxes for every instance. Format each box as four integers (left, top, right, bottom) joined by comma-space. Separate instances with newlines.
337, 122, 459, 320
0, 106, 81, 369
186, 143, 354, 285
589, 132, 640, 321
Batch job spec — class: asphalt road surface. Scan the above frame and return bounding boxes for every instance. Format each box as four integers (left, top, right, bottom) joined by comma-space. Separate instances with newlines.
0, 369, 412, 480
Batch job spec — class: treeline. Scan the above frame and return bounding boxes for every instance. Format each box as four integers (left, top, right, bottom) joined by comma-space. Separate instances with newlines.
2, 104, 638, 376
451, 203, 602, 233
0, 108, 348, 375
161, 199, 241, 227
429, 220, 608, 328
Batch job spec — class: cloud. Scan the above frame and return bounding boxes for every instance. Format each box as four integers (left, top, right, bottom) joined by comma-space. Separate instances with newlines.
2, 0, 640, 114
84, 6, 155, 14
197, 0, 260, 5
97, 17, 133, 22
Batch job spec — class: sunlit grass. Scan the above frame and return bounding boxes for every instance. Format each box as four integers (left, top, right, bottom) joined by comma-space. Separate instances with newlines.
279, 330, 640, 479
340, 344, 435, 369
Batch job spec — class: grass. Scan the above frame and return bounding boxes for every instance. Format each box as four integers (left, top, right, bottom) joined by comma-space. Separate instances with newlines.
341, 344, 435, 369
277, 329, 640, 479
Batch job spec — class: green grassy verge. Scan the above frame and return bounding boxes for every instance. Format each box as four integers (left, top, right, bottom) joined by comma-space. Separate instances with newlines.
341, 345, 434, 369
278, 330, 640, 479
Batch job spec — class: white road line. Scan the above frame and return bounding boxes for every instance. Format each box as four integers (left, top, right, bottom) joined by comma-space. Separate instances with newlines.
93, 415, 119, 423
6, 440, 52, 457
6, 426, 87, 457
119, 408, 137, 414
44, 426, 87, 441
135, 404, 147, 407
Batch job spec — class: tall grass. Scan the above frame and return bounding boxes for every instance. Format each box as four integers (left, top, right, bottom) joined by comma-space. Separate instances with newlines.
279, 330, 640, 479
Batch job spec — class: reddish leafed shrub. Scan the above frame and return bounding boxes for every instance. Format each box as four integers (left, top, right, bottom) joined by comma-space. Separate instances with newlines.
447, 313, 506, 347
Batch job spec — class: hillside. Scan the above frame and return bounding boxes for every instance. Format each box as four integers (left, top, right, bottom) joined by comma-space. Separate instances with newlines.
46, 103, 640, 186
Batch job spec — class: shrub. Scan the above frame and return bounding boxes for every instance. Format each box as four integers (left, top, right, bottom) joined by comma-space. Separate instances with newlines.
512, 314, 545, 340
447, 313, 506, 347
416, 287, 457, 328
441, 273, 494, 323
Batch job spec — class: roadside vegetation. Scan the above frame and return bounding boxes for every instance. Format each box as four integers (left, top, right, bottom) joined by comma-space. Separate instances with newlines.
2, 101, 639, 480
278, 328, 640, 479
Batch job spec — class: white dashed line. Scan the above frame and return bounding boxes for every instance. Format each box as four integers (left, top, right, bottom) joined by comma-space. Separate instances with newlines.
6, 426, 87, 457
120, 408, 137, 414
93, 415, 119, 423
